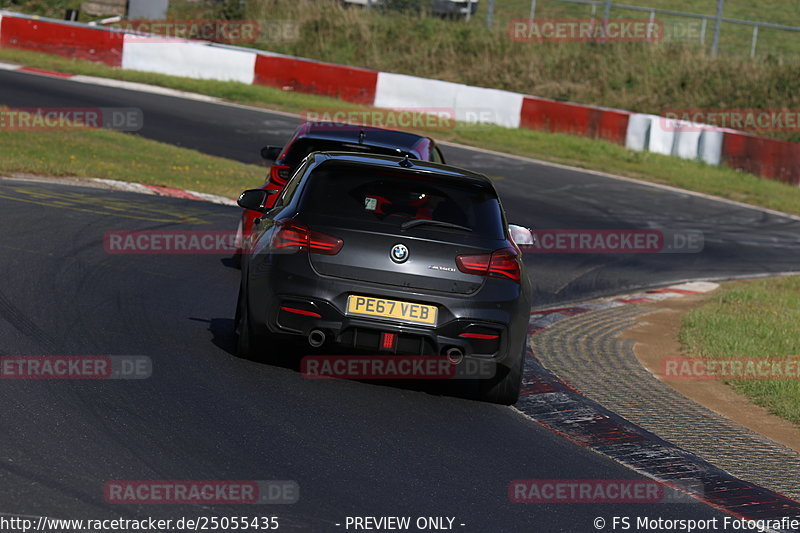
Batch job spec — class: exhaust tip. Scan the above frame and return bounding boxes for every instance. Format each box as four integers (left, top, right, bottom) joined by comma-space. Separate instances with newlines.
445, 347, 464, 364
308, 329, 326, 348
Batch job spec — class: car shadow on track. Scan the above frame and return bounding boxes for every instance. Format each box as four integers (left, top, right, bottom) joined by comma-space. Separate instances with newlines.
204, 315, 486, 403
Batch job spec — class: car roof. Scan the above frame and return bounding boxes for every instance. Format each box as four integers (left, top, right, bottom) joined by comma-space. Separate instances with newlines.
296, 122, 431, 154
311, 152, 492, 186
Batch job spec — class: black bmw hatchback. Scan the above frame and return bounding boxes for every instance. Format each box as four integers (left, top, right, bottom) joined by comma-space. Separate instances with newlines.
235, 152, 532, 404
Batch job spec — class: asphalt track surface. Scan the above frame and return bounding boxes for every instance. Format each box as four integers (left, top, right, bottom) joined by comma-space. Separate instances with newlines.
1, 69, 798, 531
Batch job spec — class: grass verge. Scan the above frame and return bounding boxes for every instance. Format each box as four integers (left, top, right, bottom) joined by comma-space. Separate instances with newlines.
680, 275, 800, 427
0, 47, 799, 215
0, 124, 264, 198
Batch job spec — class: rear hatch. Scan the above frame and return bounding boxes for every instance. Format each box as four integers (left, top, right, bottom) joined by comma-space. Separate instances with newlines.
297, 161, 508, 295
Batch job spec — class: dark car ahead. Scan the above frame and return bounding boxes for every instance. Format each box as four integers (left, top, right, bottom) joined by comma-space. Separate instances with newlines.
235, 152, 531, 404
235, 121, 446, 254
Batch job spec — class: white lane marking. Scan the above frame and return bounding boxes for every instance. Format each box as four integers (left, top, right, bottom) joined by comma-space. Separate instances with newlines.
0, 175, 237, 206
70, 75, 222, 102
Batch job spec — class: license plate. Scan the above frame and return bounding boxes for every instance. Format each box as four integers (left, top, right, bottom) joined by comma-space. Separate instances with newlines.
346, 295, 437, 326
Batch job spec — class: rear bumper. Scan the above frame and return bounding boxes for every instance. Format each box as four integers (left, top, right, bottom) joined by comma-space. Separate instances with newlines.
245, 255, 530, 365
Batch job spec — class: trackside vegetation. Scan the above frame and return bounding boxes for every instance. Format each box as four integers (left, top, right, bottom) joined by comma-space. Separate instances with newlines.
0, 48, 799, 215
4, 0, 800, 142
681, 275, 800, 427
0, 122, 265, 198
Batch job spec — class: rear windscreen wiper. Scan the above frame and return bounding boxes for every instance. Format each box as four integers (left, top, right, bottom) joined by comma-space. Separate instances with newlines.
401, 219, 473, 232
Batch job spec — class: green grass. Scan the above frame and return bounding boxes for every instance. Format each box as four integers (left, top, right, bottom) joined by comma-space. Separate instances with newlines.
239, 0, 800, 143
1, 47, 799, 215
681, 276, 800, 427
0, 121, 265, 198
475, 0, 800, 57
4, 0, 800, 141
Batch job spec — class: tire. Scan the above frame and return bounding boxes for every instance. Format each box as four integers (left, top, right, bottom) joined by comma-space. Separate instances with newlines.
235, 282, 296, 365
477, 346, 524, 405
235, 283, 259, 360
231, 251, 242, 269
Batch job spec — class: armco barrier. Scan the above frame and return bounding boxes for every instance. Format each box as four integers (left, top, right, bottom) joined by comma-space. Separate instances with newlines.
722, 131, 800, 185
625, 115, 726, 167
1, 11, 798, 186
672, 123, 702, 160
255, 53, 377, 105
646, 115, 674, 156
0, 15, 122, 66
453, 84, 524, 128
520, 97, 630, 145
122, 35, 256, 84
374, 72, 459, 113
373, 72, 523, 128
698, 128, 724, 166
624, 113, 651, 152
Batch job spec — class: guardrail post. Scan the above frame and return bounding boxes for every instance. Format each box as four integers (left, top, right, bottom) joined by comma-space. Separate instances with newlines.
602, 0, 611, 26
711, 0, 724, 56
700, 18, 707, 46
750, 24, 758, 58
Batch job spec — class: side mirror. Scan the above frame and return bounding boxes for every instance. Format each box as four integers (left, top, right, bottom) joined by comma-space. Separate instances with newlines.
508, 224, 535, 247
237, 189, 277, 212
261, 146, 282, 161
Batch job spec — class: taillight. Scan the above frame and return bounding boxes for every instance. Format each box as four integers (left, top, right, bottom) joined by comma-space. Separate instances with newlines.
272, 221, 343, 255
455, 253, 491, 276
269, 164, 291, 186
487, 248, 521, 282
456, 248, 520, 283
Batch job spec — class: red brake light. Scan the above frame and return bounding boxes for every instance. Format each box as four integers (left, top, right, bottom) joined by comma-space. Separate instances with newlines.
272, 221, 343, 255
455, 254, 490, 275
456, 248, 520, 283
269, 164, 291, 186
488, 248, 521, 282
280, 306, 322, 318
459, 332, 499, 339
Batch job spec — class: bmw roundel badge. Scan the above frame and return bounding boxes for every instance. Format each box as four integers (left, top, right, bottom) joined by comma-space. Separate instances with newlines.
390, 243, 409, 264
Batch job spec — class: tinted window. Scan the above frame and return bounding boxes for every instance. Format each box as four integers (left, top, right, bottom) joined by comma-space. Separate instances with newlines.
283, 139, 417, 167
273, 158, 310, 209
300, 164, 505, 240
430, 146, 445, 164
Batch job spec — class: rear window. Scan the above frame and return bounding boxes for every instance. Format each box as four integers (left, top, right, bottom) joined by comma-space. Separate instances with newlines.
299, 164, 506, 240
283, 139, 417, 167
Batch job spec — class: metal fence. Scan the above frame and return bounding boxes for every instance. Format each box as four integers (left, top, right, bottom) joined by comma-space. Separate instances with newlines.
484, 0, 800, 59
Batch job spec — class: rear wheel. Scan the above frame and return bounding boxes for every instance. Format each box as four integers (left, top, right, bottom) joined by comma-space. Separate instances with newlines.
235, 283, 260, 360
231, 251, 242, 269
477, 346, 524, 405
235, 282, 298, 365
